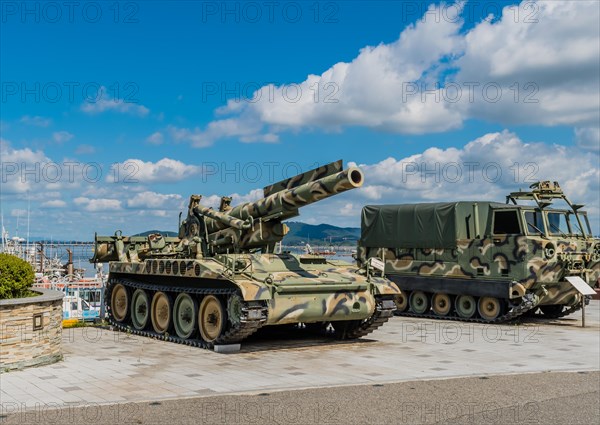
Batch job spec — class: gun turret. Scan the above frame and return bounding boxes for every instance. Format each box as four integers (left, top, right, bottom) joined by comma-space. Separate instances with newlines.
91, 161, 364, 262
184, 160, 363, 254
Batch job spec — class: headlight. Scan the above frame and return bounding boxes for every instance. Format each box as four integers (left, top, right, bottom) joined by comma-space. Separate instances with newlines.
593, 243, 600, 260
544, 243, 556, 259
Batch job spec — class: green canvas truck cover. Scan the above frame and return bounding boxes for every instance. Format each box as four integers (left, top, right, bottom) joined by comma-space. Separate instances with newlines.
360, 203, 459, 249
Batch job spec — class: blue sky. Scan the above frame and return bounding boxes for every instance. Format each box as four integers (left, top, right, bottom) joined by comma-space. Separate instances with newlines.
1, 1, 598, 239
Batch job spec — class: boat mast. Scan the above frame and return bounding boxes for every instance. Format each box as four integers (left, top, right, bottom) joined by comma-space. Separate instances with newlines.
26, 193, 31, 252
15, 211, 20, 240
1, 210, 5, 251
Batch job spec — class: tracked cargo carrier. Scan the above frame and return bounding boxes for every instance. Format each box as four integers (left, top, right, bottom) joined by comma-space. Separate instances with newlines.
357, 181, 600, 323
93, 161, 400, 348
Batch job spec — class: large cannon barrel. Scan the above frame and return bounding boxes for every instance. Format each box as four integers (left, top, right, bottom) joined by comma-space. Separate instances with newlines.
193, 205, 252, 231
90, 162, 364, 261
201, 166, 364, 234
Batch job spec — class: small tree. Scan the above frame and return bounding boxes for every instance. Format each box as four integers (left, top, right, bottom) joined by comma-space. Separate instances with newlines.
0, 253, 35, 299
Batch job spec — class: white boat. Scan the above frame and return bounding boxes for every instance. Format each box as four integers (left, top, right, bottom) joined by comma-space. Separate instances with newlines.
63, 291, 100, 322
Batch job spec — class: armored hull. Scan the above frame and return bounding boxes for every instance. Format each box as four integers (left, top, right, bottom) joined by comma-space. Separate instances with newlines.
357, 182, 599, 323
104, 254, 398, 347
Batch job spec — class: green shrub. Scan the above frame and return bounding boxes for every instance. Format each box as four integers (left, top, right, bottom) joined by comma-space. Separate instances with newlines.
0, 253, 35, 299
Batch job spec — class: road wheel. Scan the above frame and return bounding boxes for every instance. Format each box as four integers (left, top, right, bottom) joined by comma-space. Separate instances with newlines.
478, 296, 502, 321
394, 292, 409, 313
431, 293, 452, 316
151, 291, 172, 334
409, 291, 429, 314
131, 289, 150, 330
455, 295, 476, 319
198, 295, 225, 343
110, 283, 129, 323
173, 293, 197, 339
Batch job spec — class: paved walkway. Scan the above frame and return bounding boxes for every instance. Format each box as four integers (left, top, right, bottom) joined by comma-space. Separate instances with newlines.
3, 371, 599, 424
1, 303, 599, 412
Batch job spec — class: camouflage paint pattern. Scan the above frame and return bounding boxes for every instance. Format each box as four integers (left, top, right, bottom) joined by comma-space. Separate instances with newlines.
93, 161, 401, 335
263, 160, 343, 197
358, 235, 599, 307
106, 252, 398, 325
199, 166, 364, 235
357, 182, 599, 310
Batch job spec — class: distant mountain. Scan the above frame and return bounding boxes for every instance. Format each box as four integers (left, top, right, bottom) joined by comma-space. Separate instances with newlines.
131, 224, 360, 246
283, 222, 360, 246
133, 230, 178, 237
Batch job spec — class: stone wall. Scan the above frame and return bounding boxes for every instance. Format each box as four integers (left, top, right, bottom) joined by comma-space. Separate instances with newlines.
0, 289, 63, 372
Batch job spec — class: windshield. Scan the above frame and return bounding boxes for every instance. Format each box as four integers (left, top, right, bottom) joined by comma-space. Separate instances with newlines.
567, 213, 585, 236
547, 212, 570, 236
578, 213, 593, 235
524, 210, 545, 235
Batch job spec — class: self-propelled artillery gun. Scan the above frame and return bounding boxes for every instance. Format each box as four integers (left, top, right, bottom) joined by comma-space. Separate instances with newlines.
92, 161, 400, 348
356, 181, 599, 323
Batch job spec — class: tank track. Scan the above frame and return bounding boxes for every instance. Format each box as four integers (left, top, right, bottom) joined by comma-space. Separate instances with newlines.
534, 295, 592, 319
396, 293, 538, 324
335, 299, 396, 339
106, 277, 266, 349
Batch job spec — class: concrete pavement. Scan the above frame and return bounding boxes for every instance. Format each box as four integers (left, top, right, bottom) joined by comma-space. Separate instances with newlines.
2, 371, 599, 424
1, 302, 598, 417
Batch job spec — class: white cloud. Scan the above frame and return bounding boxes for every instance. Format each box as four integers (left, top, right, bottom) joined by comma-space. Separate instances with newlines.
456, 1, 600, 126
110, 158, 202, 183
26, 191, 61, 201
74, 197, 122, 212
52, 131, 74, 143
3, 129, 598, 239
352, 130, 599, 214
174, 1, 599, 146
292, 130, 599, 230
41, 200, 67, 208
339, 203, 358, 217
1, 138, 48, 164
145, 210, 171, 217
0, 139, 51, 193
126, 191, 184, 209
575, 127, 600, 151
201, 189, 264, 210
1, 140, 90, 198
81, 86, 150, 117
146, 132, 164, 145
20, 115, 52, 127
167, 122, 278, 148
10, 209, 28, 217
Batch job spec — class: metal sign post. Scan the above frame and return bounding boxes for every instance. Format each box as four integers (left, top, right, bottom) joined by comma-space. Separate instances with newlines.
565, 277, 596, 328
370, 257, 385, 277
